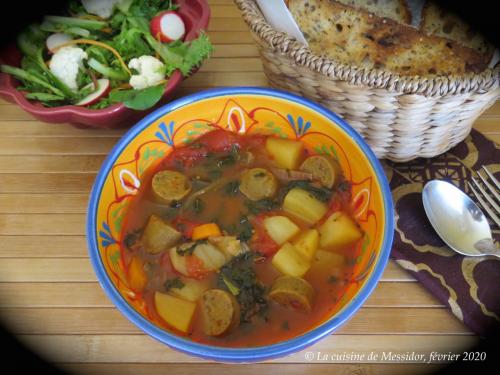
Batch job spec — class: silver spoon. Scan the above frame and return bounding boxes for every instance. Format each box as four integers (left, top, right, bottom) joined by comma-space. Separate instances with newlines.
422, 180, 499, 258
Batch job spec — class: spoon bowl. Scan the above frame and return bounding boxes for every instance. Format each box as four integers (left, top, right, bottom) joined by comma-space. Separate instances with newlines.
422, 180, 499, 258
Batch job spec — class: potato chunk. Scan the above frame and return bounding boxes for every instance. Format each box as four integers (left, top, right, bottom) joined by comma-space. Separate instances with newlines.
239, 168, 278, 201
208, 236, 245, 259
272, 243, 311, 277
154, 292, 197, 333
263, 216, 300, 245
141, 214, 181, 254
170, 241, 227, 276
152, 170, 191, 204
200, 289, 240, 336
300, 155, 341, 188
269, 275, 314, 312
169, 247, 189, 276
283, 188, 328, 225
319, 212, 363, 250
292, 229, 319, 260
169, 277, 210, 302
193, 242, 227, 271
265, 137, 304, 170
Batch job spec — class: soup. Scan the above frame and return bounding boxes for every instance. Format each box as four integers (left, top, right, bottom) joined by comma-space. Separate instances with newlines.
120, 129, 363, 347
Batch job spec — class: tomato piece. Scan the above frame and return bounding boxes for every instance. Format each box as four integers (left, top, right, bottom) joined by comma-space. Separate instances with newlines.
250, 214, 279, 256
195, 129, 241, 153
186, 255, 209, 279
162, 145, 209, 169
251, 236, 280, 257
241, 134, 266, 150
320, 183, 353, 224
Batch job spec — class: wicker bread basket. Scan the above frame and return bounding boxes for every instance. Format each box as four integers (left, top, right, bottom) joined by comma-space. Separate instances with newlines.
234, 0, 500, 161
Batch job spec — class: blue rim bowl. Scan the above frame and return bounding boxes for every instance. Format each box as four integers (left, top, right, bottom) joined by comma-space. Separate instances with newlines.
87, 86, 394, 363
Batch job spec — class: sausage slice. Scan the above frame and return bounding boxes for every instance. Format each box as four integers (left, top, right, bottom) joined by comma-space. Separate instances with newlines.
268, 275, 314, 313
300, 155, 341, 189
239, 168, 278, 201
200, 289, 240, 336
152, 170, 191, 203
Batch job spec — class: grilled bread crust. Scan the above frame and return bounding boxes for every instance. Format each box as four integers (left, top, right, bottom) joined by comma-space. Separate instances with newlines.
289, 0, 490, 76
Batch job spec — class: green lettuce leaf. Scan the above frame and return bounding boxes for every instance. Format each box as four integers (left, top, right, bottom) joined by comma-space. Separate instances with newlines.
145, 33, 214, 76
109, 83, 165, 110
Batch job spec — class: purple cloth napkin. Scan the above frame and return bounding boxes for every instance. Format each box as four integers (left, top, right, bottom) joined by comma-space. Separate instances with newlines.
383, 129, 500, 336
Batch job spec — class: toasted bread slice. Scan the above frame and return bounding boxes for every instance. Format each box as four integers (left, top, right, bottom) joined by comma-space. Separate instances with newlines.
289, 0, 489, 76
336, 0, 411, 23
421, 1, 494, 57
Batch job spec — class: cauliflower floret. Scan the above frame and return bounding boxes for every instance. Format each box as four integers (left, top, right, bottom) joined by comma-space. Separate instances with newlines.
49, 46, 88, 92
128, 56, 166, 90
81, 0, 121, 19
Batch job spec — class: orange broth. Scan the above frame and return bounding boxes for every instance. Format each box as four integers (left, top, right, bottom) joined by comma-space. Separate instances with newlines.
120, 129, 361, 347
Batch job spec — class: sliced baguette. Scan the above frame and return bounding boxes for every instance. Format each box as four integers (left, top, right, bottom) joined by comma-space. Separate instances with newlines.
421, 1, 494, 57
289, 0, 489, 76
336, 0, 411, 23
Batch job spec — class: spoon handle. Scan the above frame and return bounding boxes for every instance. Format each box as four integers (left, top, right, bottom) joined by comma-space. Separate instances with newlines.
474, 238, 500, 257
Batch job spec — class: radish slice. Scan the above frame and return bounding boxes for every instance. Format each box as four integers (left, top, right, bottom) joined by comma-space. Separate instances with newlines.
150, 11, 186, 43
46, 33, 73, 53
75, 78, 111, 106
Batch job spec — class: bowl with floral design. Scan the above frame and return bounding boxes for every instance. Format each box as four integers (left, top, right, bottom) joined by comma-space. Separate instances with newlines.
87, 87, 394, 362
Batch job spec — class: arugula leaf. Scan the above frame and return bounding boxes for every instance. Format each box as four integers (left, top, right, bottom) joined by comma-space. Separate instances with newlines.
245, 199, 279, 215
109, 17, 153, 61
89, 97, 113, 109
176, 240, 207, 256
223, 180, 240, 196
164, 277, 185, 291
216, 252, 268, 322
124, 229, 142, 249
145, 33, 214, 76
126, 0, 178, 19
76, 69, 92, 88
109, 84, 165, 110
86, 46, 114, 65
67, 0, 86, 14
235, 216, 253, 242
17, 30, 45, 58
179, 33, 214, 74
282, 180, 333, 202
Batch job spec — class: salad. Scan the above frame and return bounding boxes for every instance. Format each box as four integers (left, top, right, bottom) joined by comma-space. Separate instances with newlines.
0, 0, 213, 110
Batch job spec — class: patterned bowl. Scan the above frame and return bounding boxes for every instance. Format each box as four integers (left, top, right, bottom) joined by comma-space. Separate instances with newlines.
87, 87, 394, 362
0, 0, 210, 129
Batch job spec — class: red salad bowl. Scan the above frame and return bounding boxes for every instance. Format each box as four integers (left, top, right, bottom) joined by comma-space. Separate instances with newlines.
0, 0, 210, 129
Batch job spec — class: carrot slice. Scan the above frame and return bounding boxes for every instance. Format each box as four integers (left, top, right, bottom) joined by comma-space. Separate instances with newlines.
128, 256, 148, 292
192, 223, 222, 240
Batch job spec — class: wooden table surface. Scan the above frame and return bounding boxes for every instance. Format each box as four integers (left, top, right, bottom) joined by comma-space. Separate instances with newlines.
0, 1, 498, 374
